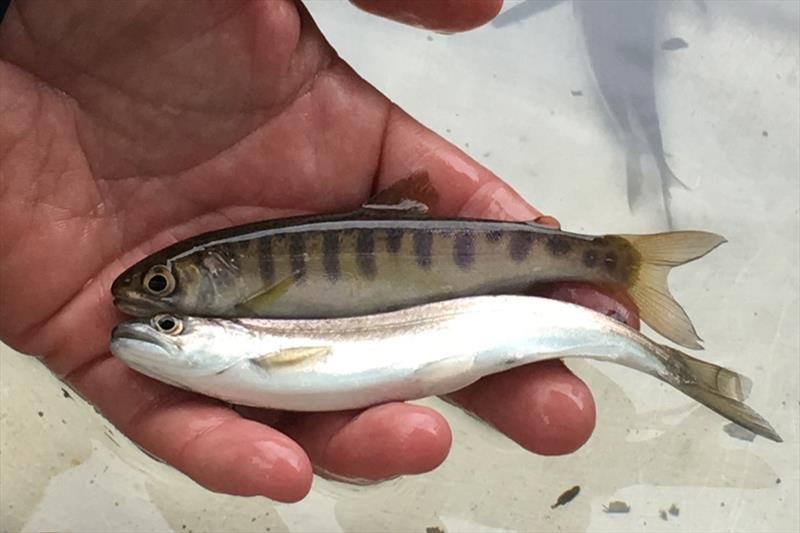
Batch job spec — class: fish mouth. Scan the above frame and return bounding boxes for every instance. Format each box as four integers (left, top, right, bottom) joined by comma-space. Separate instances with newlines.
112, 323, 157, 343
110, 322, 173, 356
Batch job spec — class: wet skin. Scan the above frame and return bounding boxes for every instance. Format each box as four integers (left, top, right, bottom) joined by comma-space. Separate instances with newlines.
0, 0, 636, 501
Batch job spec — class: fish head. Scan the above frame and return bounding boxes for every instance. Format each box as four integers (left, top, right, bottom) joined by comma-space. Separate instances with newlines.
110, 314, 250, 383
112, 250, 247, 317
111, 252, 208, 317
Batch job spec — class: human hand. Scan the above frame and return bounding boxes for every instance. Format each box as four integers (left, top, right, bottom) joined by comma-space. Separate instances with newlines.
0, 0, 610, 502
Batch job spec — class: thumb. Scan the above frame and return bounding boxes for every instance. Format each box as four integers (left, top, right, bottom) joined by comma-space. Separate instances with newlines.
349, 0, 503, 32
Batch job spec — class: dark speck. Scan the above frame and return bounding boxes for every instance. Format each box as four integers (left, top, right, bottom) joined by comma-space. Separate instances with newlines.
426, 35, 433, 42
485, 230, 503, 243
483, 151, 491, 158
604, 501, 631, 513
61, 388, 72, 399
668, 504, 680, 516
583, 249, 599, 268
551, 485, 580, 508
659, 510, 668, 521
661, 37, 689, 51
776, 477, 782, 484
426, 528, 444, 533
720, 502, 725, 507
570, 90, 583, 96
604, 251, 618, 273
762, 130, 769, 137
37, 411, 43, 417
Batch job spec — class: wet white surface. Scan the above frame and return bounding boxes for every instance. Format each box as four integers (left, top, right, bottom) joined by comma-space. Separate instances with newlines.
2, 1, 798, 531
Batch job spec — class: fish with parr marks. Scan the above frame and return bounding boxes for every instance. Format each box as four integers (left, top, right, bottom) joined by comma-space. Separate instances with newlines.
112, 173, 724, 349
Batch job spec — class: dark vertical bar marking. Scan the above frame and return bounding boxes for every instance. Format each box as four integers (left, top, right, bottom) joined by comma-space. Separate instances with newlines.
413, 230, 434, 269
257, 236, 274, 285
322, 231, 340, 282
356, 230, 377, 279
546, 235, 572, 256
386, 228, 404, 254
453, 231, 475, 269
509, 231, 535, 261
289, 232, 307, 282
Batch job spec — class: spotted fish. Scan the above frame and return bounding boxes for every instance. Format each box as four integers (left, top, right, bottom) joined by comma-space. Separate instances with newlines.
111, 173, 725, 349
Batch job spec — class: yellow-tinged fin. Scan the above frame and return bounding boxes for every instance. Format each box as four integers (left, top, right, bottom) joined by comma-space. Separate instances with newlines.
618, 231, 727, 349
657, 344, 781, 442
677, 351, 753, 401
235, 272, 297, 315
252, 346, 331, 369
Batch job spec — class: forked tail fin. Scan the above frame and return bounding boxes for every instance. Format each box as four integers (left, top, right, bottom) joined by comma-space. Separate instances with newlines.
619, 231, 726, 349
656, 344, 781, 442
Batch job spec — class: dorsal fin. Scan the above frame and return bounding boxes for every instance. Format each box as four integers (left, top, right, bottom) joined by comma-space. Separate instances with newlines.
360, 171, 439, 215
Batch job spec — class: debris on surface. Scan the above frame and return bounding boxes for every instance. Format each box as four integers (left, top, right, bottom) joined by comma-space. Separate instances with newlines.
551, 485, 581, 509
668, 504, 680, 516
571, 90, 584, 96
603, 501, 631, 513
61, 387, 73, 399
659, 510, 668, 521
426, 527, 444, 533
661, 37, 689, 50
724, 422, 757, 441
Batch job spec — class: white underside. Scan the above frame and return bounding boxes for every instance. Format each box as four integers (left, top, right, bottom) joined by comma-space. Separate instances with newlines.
123, 297, 666, 411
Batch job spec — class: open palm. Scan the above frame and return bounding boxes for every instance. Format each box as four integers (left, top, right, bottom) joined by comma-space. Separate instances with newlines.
0, 0, 598, 501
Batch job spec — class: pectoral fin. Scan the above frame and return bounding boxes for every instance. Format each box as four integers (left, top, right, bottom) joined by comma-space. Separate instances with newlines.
251, 346, 332, 369
235, 272, 297, 315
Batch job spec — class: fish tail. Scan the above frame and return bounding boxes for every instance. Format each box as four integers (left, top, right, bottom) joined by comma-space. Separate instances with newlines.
656, 344, 781, 442
619, 231, 726, 349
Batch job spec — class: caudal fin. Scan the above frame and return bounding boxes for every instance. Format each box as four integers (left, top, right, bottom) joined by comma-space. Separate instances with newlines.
619, 231, 726, 349
657, 344, 781, 442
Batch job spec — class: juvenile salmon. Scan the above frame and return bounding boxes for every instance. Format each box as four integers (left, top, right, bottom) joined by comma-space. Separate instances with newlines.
109, 295, 780, 442
112, 174, 724, 349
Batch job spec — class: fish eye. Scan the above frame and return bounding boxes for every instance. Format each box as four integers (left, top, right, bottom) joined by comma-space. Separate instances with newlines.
152, 314, 183, 335
143, 265, 176, 296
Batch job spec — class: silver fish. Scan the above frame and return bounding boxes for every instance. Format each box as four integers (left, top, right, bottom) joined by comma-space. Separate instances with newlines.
110, 295, 780, 442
